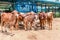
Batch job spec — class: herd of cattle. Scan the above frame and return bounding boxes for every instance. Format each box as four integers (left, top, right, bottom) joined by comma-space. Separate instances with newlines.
0, 10, 53, 33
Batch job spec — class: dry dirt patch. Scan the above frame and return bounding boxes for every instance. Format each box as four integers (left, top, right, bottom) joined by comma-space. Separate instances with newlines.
0, 18, 60, 40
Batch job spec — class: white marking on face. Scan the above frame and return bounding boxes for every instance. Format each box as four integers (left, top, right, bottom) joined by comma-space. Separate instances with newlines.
47, 12, 52, 16
35, 15, 38, 20
16, 14, 19, 17
48, 13, 50, 16
20, 12, 25, 14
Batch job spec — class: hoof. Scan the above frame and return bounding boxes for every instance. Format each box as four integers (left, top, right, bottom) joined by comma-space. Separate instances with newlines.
25, 29, 27, 31
5, 30, 7, 32
10, 34, 15, 36
1, 30, 4, 33
43, 27, 45, 29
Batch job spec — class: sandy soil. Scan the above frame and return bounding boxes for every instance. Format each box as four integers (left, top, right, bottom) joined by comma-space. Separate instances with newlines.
0, 18, 60, 40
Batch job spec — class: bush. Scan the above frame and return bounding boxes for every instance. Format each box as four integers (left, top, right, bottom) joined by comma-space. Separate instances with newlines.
54, 12, 60, 18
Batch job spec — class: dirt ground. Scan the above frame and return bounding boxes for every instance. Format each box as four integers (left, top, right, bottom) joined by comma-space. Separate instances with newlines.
0, 18, 60, 40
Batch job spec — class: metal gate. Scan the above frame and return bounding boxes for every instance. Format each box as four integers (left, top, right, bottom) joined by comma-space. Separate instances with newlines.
14, 2, 37, 13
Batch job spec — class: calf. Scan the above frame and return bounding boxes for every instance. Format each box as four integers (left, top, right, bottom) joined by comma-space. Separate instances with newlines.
46, 12, 54, 30
11, 10, 19, 30
1, 11, 17, 33
38, 12, 47, 29
23, 12, 36, 30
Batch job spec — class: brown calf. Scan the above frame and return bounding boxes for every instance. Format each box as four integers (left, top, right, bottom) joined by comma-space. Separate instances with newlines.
1, 11, 17, 33
46, 12, 54, 30
38, 12, 47, 29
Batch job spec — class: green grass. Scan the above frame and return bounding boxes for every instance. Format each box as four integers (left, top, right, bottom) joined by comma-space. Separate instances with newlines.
54, 12, 60, 18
